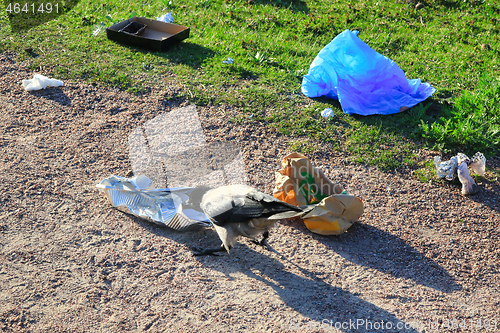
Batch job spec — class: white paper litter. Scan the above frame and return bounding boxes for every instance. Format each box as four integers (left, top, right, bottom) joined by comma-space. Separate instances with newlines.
22, 74, 63, 91
157, 11, 174, 23
321, 108, 335, 118
93, 22, 106, 36
222, 58, 234, 64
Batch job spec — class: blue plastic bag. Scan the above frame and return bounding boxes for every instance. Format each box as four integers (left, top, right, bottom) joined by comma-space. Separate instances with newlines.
301, 30, 436, 116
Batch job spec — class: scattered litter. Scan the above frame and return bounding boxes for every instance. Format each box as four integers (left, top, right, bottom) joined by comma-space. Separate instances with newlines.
222, 58, 234, 64
434, 152, 485, 195
22, 74, 63, 91
157, 11, 174, 23
467, 152, 486, 176
93, 15, 114, 36
119, 21, 147, 36
92, 22, 107, 36
300, 194, 365, 235
274, 152, 364, 235
457, 162, 478, 195
321, 108, 334, 118
434, 155, 458, 181
301, 29, 436, 115
99, 105, 248, 231
106, 17, 189, 51
96, 175, 210, 231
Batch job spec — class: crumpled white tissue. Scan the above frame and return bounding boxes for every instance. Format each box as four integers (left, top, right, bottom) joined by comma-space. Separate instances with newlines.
321, 108, 335, 118
157, 11, 174, 23
22, 74, 64, 91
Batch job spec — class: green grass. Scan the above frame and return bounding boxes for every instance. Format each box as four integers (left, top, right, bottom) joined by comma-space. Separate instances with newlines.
414, 160, 437, 183
1, 0, 499, 174
419, 75, 500, 155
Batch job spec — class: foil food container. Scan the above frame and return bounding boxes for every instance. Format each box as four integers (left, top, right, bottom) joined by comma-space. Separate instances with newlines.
96, 175, 210, 231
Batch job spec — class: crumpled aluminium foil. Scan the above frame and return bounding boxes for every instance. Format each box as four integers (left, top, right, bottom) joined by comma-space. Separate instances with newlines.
434, 155, 459, 181
434, 152, 486, 181
96, 175, 210, 231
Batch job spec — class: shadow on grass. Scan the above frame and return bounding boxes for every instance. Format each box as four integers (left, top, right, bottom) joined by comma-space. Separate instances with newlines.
5, 0, 80, 32
337, 95, 495, 159
430, 0, 486, 9
345, 100, 441, 128
113, 42, 216, 69
154, 42, 216, 69
251, 0, 310, 13
312, 96, 342, 110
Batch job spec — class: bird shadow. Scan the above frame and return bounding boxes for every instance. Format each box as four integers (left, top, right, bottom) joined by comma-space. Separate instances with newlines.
29, 87, 72, 106
130, 216, 419, 332
193, 245, 420, 333
297, 221, 462, 293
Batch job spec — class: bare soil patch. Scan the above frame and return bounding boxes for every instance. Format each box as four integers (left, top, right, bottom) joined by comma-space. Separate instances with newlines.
1, 53, 499, 332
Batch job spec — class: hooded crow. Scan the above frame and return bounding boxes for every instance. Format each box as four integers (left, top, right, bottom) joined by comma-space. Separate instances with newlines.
188, 184, 309, 255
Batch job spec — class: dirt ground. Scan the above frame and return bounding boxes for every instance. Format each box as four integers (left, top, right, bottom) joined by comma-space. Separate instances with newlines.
1, 53, 499, 332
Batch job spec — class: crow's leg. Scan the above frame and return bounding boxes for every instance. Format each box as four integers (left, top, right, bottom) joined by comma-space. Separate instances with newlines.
193, 244, 228, 256
251, 231, 270, 250
261, 230, 269, 243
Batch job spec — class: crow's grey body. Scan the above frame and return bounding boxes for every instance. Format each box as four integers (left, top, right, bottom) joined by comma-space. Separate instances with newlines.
192, 184, 306, 253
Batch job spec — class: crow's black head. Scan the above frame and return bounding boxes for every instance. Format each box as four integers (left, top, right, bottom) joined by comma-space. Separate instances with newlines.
187, 185, 212, 211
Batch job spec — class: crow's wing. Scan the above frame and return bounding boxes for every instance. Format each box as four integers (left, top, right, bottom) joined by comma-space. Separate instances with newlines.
244, 186, 303, 220
245, 186, 303, 212
201, 185, 302, 226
